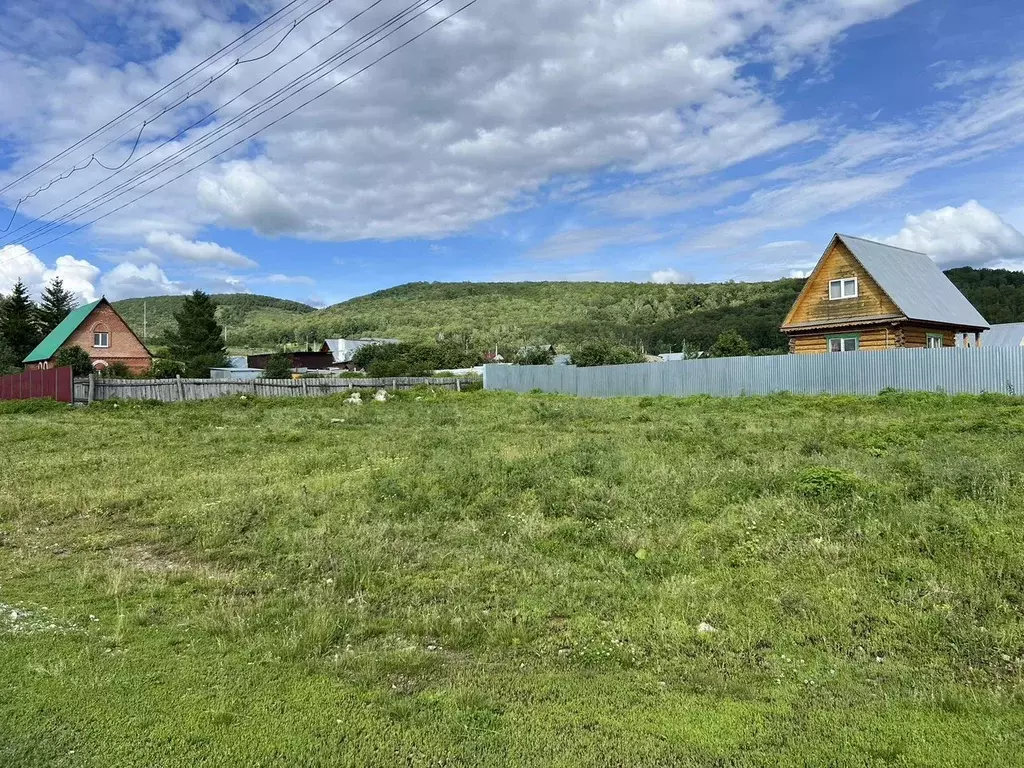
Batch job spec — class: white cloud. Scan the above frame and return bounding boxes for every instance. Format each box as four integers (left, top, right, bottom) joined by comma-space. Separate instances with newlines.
882, 200, 1024, 268
98, 263, 181, 300
47, 255, 101, 303
0, 0, 917, 247
650, 268, 692, 284
145, 231, 257, 268
0, 244, 99, 302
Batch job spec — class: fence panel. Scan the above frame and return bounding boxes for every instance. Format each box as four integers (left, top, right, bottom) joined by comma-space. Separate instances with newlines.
71, 376, 474, 403
0, 367, 73, 403
483, 347, 1024, 399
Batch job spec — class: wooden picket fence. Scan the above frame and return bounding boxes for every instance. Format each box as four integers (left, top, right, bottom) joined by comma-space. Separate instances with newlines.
73, 375, 474, 404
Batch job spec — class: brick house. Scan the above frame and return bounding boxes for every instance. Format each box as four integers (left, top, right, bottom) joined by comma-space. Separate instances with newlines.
23, 298, 152, 374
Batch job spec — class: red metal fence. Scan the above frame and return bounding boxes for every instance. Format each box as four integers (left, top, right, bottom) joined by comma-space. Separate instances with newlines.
0, 367, 73, 403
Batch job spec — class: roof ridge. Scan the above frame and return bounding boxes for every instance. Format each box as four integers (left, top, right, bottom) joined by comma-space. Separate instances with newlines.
836, 233, 927, 257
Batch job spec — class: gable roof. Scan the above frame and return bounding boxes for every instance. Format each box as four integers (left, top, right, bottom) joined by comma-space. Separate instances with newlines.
835, 235, 989, 330
23, 299, 103, 363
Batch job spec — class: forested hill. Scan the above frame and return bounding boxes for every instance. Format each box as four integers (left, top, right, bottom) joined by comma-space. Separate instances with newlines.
113, 294, 316, 346
112, 267, 1024, 353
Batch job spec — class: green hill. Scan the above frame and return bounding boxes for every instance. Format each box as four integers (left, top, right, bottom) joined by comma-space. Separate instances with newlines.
112, 267, 1024, 354
113, 294, 317, 348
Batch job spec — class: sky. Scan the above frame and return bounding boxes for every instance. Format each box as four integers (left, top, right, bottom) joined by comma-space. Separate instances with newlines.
1, 0, 1024, 307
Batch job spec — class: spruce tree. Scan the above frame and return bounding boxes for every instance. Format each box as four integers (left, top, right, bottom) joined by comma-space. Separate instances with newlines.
0, 280, 42, 363
37, 277, 78, 335
162, 290, 227, 377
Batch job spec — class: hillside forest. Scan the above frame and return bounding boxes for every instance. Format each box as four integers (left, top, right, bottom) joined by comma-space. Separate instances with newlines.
111, 266, 1024, 358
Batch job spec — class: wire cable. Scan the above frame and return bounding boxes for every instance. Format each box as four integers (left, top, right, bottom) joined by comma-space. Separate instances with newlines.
24, 0, 481, 254
0, 0, 336, 220
0, 0, 311, 197
6, 0, 421, 246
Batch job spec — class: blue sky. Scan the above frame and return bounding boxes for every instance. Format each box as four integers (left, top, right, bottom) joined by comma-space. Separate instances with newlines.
1, 0, 1024, 306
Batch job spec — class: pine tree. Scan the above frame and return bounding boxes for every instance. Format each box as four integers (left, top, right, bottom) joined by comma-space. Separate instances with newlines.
37, 277, 78, 335
0, 280, 42, 363
162, 290, 227, 377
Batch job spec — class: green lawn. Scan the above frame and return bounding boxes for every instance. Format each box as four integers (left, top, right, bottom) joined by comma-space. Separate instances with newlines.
1, 391, 1022, 766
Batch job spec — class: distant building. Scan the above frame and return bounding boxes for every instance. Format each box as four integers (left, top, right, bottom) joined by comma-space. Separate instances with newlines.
320, 338, 400, 369
781, 234, 989, 354
23, 298, 152, 374
210, 368, 263, 381
247, 351, 335, 371
958, 323, 1024, 348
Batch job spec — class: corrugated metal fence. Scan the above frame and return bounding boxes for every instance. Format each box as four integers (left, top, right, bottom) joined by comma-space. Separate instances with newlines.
73, 376, 474, 403
484, 347, 1024, 398
0, 367, 73, 403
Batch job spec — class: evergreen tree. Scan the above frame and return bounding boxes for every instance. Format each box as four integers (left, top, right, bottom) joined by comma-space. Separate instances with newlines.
263, 351, 295, 379
0, 280, 42, 363
161, 290, 228, 378
37, 277, 78, 335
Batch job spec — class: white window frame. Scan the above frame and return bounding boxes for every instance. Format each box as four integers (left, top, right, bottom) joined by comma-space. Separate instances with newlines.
926, 333, 943, 349
828, 278, 858, 300
93, 331, 110, 349
828, 335, 859, 353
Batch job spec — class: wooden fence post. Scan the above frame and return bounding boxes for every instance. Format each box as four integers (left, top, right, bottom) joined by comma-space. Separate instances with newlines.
456, 378, 461, 392
301, 378, 308, 397
87, 373, 95, 405
175, 375, 185, 402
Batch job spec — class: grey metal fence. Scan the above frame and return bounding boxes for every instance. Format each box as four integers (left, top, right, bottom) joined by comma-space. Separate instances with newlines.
483, 347, 1024, 398
73, 376, 474, 404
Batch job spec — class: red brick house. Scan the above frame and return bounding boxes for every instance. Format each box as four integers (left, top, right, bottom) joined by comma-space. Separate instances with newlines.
23, 298, 152, 374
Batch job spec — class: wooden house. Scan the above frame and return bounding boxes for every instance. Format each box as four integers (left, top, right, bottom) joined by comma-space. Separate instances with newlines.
780, 234, 990, 354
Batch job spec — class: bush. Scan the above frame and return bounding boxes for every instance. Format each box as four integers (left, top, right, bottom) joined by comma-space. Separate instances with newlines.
148, 359, 185, 379
102, 362, 133, 379
570, 341, 645, 367
354, 341, 481, 377
707, 330, 752, 358
53, 345, 94, 376
515, 347, 555, 365
263, 351, 294, 379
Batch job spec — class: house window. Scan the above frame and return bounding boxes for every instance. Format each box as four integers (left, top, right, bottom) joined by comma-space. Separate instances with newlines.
827, 335, 860, 353
926, 333, 944, 349
829, 278, 858, 300
93, 332, 110, 348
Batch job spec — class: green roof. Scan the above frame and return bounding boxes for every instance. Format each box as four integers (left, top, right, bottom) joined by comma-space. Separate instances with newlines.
23, 299, 103, 363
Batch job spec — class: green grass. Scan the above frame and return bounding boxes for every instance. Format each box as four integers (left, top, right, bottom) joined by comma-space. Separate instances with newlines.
2, 391, 1023, 766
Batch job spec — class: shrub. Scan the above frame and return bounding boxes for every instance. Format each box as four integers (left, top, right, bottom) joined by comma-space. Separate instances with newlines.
515, 347, 555, 366
263, 352, 294, 379
707, 330, 752, 358
149, 358, 185, 379
570, 341, 645, 367
53, 345, 94, 376
102, 362, 133, 379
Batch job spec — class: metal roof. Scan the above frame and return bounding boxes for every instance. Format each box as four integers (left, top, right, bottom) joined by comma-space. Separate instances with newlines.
978, 322, 1024, 347
837, 234, 990, 330
23, 299, 102, 363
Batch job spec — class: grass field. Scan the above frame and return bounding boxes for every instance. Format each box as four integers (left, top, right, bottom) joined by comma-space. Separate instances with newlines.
2, 391, 1023, 766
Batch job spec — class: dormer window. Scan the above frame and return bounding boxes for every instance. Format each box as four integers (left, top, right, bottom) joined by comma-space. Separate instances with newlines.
829, 278, 858, 300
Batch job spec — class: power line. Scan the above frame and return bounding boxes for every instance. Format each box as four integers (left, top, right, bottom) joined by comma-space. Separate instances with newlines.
0, 0, 312, 197
24, 0, 481, 254
6, 0, 429, 247
0, 0, 336, 219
